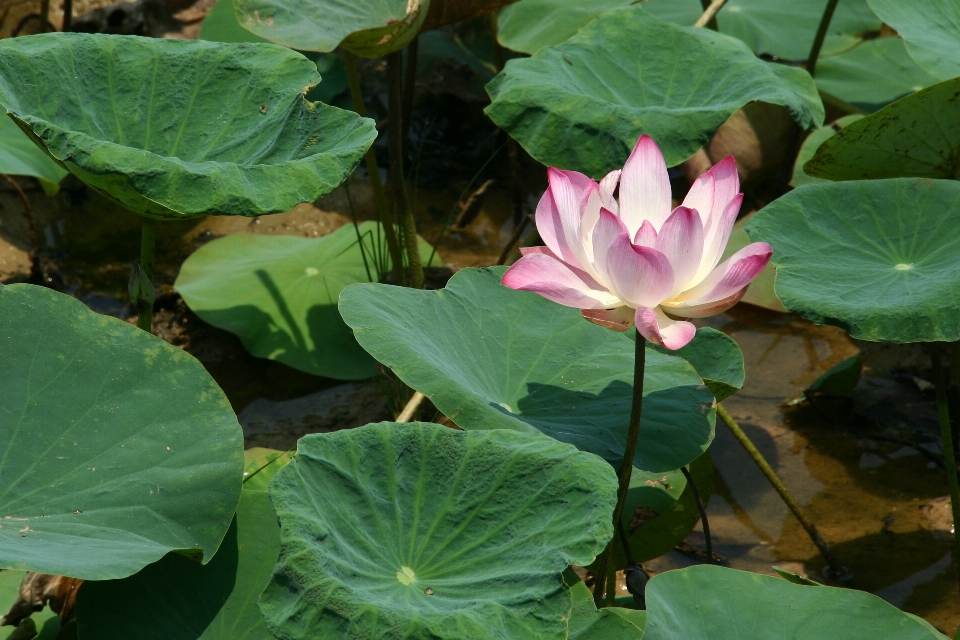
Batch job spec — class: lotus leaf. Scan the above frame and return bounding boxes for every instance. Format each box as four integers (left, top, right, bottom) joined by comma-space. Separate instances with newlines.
339, 267, 715, 472
567, 581, 644, 639
233, 0, 427, 57
815, 38, 939, 108
500, 0, 880, 60
199, 0, 347, 104
0, 33, 376, 220
649, 328, 744, 402
176, 221, 438, 380
791, 115, 864, 187
804, 79, 960, 181
75, 449, 289, 640
643, 565, 949, 639
0, 115, 67, 196
868, 0, 960, 80
259, 422, 618, 640
745, 178, 960, 343
0, 283, 243, 580
485, 5, 823, 176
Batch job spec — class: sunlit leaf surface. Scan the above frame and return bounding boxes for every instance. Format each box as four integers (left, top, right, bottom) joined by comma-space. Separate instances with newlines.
485, 6, 823, 176
0, 33, 375, 220
259, 422, 618, 639
340, 267, 716, 472
746, 179, 960, 343
0, 284, 243, 580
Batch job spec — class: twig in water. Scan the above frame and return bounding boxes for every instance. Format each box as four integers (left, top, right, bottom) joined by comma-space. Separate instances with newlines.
496, 214, 533, 265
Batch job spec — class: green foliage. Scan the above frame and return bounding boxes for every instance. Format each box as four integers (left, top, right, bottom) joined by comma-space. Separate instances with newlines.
604, 452, 712, 569
807, 354, 863, 395
746, 178, 960, 343
259, 422, 619, 640
176, 222, 438, 380
643, 565, 950, 639
199, 0, 347, 104
814, 38, 939, 108
339, 267, 716, 472
649, 328, 744, 402
791, 115, 864, 187
232, 0, 425, 57
502, 0, 880, 60
0, 284, 243, 580
0, 33, 375, 220
0, 115, 67, 196
76, 449, 291, 639
485, 5, 823, 177
868, 0, 960, 80
805, 78, 960, 181
567, 582, 645, 639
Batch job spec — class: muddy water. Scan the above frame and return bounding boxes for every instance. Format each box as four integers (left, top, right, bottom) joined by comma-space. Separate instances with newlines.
1, 174, 958, 634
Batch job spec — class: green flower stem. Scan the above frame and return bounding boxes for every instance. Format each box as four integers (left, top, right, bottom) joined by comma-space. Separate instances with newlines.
387, 50, 424, 289
805, 0, 840, 77
680, 465, 713, 563
716, 403, 849, 580
593, 332, 646, 606
343, 50, 406, 286
928, 344, 960, 599
135, 217, 155, 333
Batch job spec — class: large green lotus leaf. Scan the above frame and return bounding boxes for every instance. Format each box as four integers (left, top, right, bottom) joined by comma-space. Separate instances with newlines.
804, 79, 960, 181
176, 221, 438, 380
199, 0, 347, 105
0, 33, 375, 221
791, 115, 864, 187
485, 5, 823, 177
500, 0, 879, 60
0, 570, 59, 640
0, 283, 243, 580
567, 582, 644, 639
814, 38, 939, 107
233, 0, 427, 57
868, 0, 960, 80
259, 422, 619, 640
649, 328, 744, 402
339, 267, 716, 472
76, 455, 286, 640
745, 178, 960, 343
0, 115, 67, 196
643, 565, 949, 639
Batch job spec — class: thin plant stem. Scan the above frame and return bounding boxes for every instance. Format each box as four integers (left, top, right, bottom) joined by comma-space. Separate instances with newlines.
717, 403, 850, 579
387, 51, 423, 289
806, 0, 840, 77
135, 218, 156, 333
61, 0, 71, 30
401, 35, 418, 158
496, 214, 532, 265
680, 466, 713, 563
343, 50, 406, 286
694, 0, 725, 29
397, 391, 425, 422
605, 564, 617, 607
929, 344, 960, 599
593, 333, 646, 606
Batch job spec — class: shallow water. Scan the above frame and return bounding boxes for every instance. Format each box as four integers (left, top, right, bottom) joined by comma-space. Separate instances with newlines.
1, 173, 958, 634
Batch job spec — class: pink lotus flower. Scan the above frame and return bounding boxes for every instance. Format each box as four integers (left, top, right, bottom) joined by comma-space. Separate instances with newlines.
502, 135, 772, 350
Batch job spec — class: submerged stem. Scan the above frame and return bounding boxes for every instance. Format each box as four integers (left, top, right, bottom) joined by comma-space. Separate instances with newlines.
806, 0, 840, 77
593, 333, 646, 606
929, 344, 960, 599
717, 403, 849, 579
135, 218, 155, 333
387, 51, 424, 289
343, 50, 406, 286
